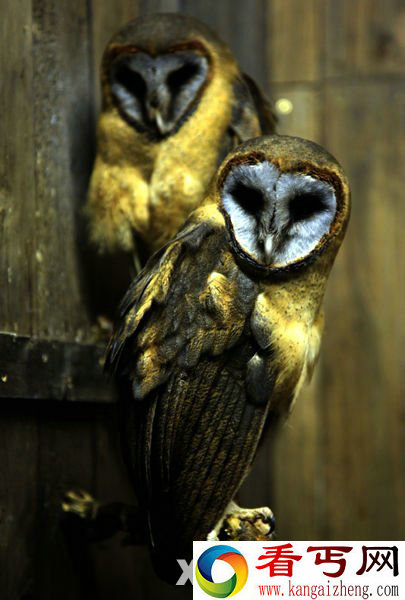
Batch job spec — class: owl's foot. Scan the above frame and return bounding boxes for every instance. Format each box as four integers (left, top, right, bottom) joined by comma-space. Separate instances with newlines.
61, 489, 146, 544
62, 489, 100, 520
207, 501, 275, 542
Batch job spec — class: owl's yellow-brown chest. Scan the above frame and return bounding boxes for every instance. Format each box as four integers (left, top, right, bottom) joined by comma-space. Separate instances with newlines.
251, 275, 325, 417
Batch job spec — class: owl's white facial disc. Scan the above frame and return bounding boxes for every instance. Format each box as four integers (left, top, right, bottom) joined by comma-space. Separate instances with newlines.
110, 51, 209, 137
221, 161, 337, 268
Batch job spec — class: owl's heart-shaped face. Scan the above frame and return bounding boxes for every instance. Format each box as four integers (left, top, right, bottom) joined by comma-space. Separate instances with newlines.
221, 161, 338, 271
109, 49, 209, 138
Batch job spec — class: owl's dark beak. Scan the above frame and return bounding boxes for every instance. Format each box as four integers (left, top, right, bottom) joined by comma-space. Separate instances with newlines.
110, 51, 209, 137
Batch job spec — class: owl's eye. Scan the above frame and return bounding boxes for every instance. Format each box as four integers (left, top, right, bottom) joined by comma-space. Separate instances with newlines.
166, 61, 200, 93
229, 182, 265, 219
270, 174, 337, 267
288, 192, 327, 222
114, 63, 147, 99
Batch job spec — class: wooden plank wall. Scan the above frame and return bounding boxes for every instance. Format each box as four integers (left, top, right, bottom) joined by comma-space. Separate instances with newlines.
0, 2, 143, 599
0, 0, 403, 598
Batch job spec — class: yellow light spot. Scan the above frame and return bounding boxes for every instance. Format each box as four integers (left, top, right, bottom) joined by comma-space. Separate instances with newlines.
275, 98, 293, 115
1, 375, 8, 383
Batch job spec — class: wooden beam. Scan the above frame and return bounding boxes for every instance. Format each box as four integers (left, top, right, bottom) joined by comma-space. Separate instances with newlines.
0, 332, 116, 403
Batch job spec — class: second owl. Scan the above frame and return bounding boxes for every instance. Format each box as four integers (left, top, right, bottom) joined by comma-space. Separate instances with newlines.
86, 13, 275, 267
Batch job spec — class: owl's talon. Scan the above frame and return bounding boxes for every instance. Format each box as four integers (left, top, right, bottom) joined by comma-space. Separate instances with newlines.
61, 491, 147, 545
208, 502, 276, 542
62, 489, 100, 521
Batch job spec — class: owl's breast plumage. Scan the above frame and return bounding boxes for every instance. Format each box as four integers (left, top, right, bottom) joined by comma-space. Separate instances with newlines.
248, 282, 324, 419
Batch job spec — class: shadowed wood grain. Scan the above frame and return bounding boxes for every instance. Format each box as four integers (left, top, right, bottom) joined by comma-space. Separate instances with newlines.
320, 80, 404, 539
325, 0, 405, 77
31, 0, 94, 340
139, 0, 181, 15
0, 333, 115, 403
0, 0, 35, 336
271, 375, 325, 540
267, 0, 323, 83
0, 415, 38, 598
91, 417, 143, 600
0, 3, 38, 597
35, 414, 96, 598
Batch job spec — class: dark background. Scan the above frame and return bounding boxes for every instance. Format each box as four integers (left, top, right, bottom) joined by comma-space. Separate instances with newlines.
0, 0, 404, 598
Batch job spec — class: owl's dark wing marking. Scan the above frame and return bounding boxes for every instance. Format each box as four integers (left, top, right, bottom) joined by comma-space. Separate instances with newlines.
216, 76, 276, 164
106, 219, 237, 391
242, 72, 277, 134
228, 74, 277, 145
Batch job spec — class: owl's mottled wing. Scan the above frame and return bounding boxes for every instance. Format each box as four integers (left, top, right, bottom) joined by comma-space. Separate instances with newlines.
106, 218, 232, 395
106, 216, 272, 558
242, 73, 277, 134
228, 74, 277, 146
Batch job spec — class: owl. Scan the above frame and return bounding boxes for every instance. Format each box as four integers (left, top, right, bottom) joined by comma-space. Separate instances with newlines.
105, 134, 350, 581
86, 13, 275, 268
